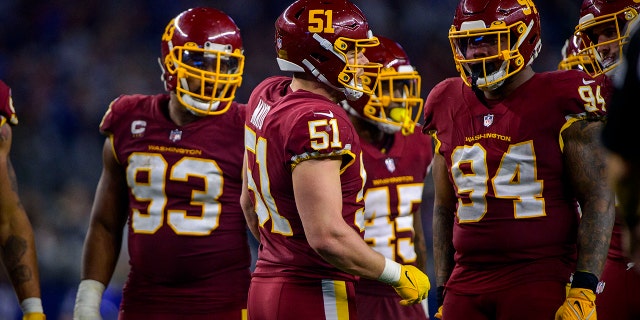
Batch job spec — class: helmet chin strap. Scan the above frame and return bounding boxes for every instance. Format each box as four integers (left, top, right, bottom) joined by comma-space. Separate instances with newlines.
470, 61, 507, 91
344, 80, 365, 101
180, 93, 221, 116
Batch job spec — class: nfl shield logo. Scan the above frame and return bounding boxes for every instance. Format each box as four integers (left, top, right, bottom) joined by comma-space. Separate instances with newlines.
169, 129, 182, 142
483, 114, 494, 127
385, 158, 396, 173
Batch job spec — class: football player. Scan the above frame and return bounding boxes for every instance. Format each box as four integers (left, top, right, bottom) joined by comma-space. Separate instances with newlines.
73, 7, 252, 320
572, 1, 640, 319
603, 16, 640, 277
574, 0, 640, 77
423, 0, 615, 319
0, 80, 45, 320
240, 1, 430, 319
340, 35, 432, 320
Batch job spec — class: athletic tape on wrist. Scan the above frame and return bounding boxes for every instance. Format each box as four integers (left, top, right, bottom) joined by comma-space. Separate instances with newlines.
377, 258, 402, 285
75, 279, 105, 307
20, 297, 43, 314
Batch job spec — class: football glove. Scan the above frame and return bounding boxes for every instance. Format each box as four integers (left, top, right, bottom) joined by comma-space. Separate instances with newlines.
23, 313, 46, 320
555, 288, 597, 320
393, 265, 430, 306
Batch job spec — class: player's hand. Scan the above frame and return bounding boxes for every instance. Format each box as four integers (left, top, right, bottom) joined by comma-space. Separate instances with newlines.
23, 313, 46, 320
392, 265, 430, 306
555, 288, 597, 319
434, 305, 443, 319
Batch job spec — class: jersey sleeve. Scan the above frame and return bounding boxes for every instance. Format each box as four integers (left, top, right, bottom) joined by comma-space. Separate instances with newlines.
99, 95, 126, 135
285, 106, 359, 172
421, 78, 459, 156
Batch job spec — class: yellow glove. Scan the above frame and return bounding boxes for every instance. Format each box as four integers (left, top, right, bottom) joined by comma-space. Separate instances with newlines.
555, 288, 597, 320
23, 313, 46, 320
434, 305, 443, 319
393, 265, 430, 306
377, 259, 430, 306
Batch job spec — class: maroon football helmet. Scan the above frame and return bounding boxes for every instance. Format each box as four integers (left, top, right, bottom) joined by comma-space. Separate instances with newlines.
575, 0, 640, 77
275, 0, 382, 101
160, 7, 244, 115
343, 36, 423, 135
448, 0, 542, 90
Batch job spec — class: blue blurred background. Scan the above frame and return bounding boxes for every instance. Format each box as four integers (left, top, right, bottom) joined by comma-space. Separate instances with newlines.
0, 0, 581, 318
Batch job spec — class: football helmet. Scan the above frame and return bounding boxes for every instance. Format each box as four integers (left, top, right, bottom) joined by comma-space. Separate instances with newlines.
575, 0, 640, 77
275, 0, 382, 101
558, 33, 601, 74
160, 7, 244, 115
448, 0, 542, 91
342, 36, 423, 135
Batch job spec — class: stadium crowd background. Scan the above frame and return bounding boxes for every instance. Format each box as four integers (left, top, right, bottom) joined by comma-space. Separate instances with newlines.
0, 0, 581, 319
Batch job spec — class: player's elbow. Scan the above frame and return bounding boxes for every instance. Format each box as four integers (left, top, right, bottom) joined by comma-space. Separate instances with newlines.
307, 230, 345, 258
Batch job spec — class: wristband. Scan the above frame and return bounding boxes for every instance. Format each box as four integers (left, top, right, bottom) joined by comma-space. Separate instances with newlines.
20, 297, 43, 314
571, 271, 598, 292
75, 279, 105, 307
377, 258, 401, 285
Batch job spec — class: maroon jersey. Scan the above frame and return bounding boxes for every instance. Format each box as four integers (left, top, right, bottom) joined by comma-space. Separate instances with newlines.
100, 94, 250, 313
356, 129, 432, 297
244, 76, 365, 282
355, 130, 432, 319
423, 70, 608, 294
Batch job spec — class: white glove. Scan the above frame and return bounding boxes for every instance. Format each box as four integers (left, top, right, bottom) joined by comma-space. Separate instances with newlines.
73, 279, 105, 320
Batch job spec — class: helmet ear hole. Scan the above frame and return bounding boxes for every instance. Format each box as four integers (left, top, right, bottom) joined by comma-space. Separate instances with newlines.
334, 39, 348, 50
339, 72, 351, 82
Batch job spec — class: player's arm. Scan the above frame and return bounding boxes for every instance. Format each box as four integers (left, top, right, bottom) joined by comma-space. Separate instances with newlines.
74, 138, 129, 319
556, 119, 615, 319
0, 122, 44, 318
431, 153, 457, 317
416, 161, 435, 274
413, 206, 427, 272
293, 157, 386, 278
564, 119, 615, 278
240, 153, 259, 241
294, 157, 429, 305
431, 154, 456, 287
